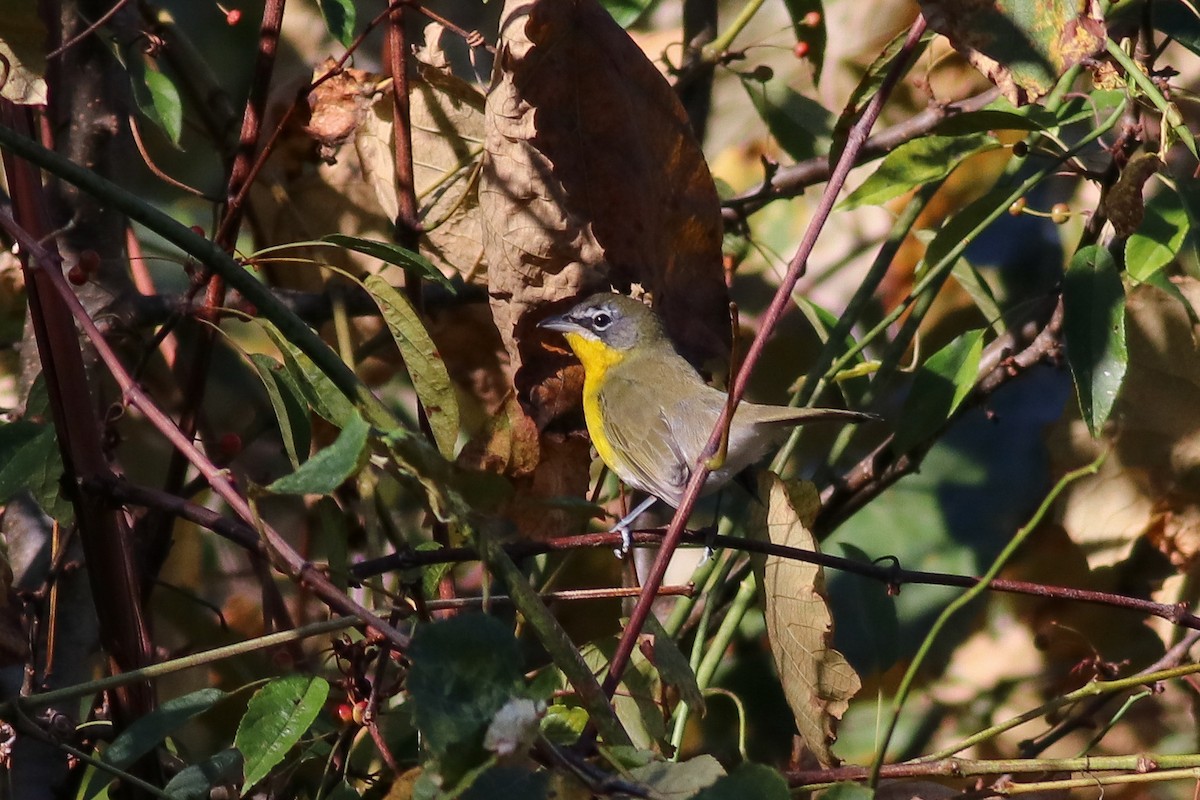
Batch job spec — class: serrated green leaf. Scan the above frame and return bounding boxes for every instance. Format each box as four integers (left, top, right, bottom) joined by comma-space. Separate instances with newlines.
267, 412, 368, 495
235, 676, 330, 791
161, 749, 244, 800
364, 275, 460, 458
741, 76, 833, 161
247, 354, 311, 470
409, 615, 524, 784
318, 0, 355, 47
1126, 185, 1191, 281
323, 234, 455, 294
693, 762, 789, 800
1064, 246, 1127, 436
892, 329, 985, 453
83, 689, 227, 800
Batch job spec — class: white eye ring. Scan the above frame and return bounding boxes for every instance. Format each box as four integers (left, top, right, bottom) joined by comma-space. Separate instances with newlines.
592, 311, 613, 330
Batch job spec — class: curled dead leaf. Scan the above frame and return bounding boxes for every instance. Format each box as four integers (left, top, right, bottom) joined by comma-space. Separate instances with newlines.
749, 473, 860, 768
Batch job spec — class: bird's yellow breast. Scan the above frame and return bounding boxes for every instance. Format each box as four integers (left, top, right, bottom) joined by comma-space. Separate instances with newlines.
563, 332, 626, 472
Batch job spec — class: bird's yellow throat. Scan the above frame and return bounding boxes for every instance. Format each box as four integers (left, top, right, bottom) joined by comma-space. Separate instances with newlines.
564, 331, 626, 471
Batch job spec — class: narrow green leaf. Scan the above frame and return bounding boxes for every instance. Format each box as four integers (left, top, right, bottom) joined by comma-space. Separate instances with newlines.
1152, 1, 1200, 61
841, 133, 997, 209
892, 329, 985, 456
235, 676, 330, 791
952, 258, 1006, 334
318, 0, 355, 47
161, 749, 244, 800
247, 354, 311, 470
741, 76, 833, 161
267, 412, 369, 495
364, 275, 461, 458
932, 107, 1045, 136
258, 318, 356, 427
322, 234, 456, 293
83, 689, 227, 800
1064, 246, 1128, 437
1126, 185, 1191, 281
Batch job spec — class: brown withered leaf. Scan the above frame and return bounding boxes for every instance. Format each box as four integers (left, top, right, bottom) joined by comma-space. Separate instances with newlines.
749, 473, 860, 768
919, 0, 1105, 105
1102, 154, 1162, 238
481, 0, 730, 414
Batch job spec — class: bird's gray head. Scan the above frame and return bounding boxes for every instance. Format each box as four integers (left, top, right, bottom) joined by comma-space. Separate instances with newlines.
537, 293, 665, 352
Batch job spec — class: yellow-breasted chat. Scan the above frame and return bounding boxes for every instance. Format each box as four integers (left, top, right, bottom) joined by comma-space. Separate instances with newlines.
538, 293, 876, 548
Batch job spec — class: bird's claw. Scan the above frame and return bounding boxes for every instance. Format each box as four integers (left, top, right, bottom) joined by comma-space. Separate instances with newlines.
612, 523, 633, 558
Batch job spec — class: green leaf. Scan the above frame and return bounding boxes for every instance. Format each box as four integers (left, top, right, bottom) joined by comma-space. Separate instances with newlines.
1126, 185, 1191, 281
840, 133, 998, 209
892, 329, 985, 453
781, 0, 826, 82
741, 75, 833, 161
932, 107, 1046, 136
628, 755, 725, 799
235, 675, 330, 791
82, 689, 227, 800
693, 762, 789, 800
318, 0, 355, 47
923, 180, 1011, 271
952, 258, 1006, 334
266, 411, 369, 495
128, 60, 183, 146
600, 0, 655, 26
0, 420, 70, 523
364, 275, 461, 458
1152, 0, 1200, 58
1064, 246, 1127, 437
258, 318, 356, 427
821, 782, 876, 800
322, 234, 456, 294
409, 615, 524, 784
161, 749, 244, 800
643, 616, 703, 712
247, 354, 311, 470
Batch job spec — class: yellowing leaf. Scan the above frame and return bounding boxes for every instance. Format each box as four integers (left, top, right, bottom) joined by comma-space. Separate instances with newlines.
750, 474, 860, 767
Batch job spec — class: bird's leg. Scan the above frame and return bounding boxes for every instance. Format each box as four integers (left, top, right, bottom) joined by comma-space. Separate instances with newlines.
611, 495, 658, 556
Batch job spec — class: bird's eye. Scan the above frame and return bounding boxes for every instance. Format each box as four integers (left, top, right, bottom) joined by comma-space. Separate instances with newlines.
592, 311, 613, 330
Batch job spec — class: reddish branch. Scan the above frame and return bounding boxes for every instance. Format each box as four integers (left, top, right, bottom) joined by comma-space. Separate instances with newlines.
0, 105, 154, 725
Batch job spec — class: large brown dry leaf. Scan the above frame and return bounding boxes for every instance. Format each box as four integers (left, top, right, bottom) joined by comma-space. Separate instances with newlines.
0, 0, 47, 105
481, 0, 730, 398
1054, 278, 1200, 571
919, 0, 1105, 105
750, 473, 861, 767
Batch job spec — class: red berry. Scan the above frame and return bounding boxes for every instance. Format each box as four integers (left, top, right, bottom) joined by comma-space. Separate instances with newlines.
1008, 197, 1027, 216
335, 704, 354, 724
802, 10, 821, 26
793, 41, 810, 59
67, 266, 87, 285
219, 432, 243, 457
226, 9, 242, 25
78, 249, 101, 274
190, 225, 206, 237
